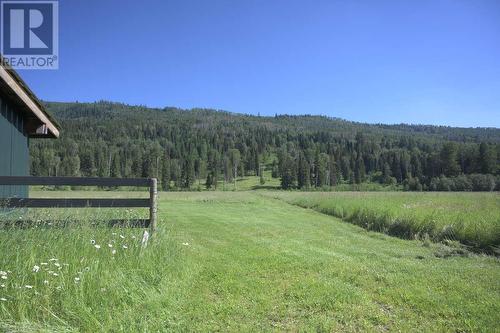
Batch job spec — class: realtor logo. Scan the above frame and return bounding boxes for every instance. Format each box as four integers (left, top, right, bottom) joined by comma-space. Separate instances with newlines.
1, 0, 58, 69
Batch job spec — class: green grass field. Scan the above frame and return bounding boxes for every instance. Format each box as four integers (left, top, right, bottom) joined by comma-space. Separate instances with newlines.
267, 192, 500, 253
0, 191, 499, 332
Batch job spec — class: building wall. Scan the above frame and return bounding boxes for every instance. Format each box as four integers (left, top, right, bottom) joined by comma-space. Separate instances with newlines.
0, 94, 29, 198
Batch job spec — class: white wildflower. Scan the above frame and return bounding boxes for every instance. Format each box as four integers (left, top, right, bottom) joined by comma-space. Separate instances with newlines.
43, 280, 49, 285
94, 244, 101, 249
111, 249, 116, 255
122, 245, 128, 249
32, 265, 40, 273
74, 277, 80, 283
0, 297, 6, 301
49, 258, 58, 262
52, 272, 59, 277
119, 235, 125, 239
40, 262, 48, 266
108, 244, 113, 248
56, 286, 62, 290
0, 271, 7, 276
1, 284, 5, 288
1, 276, 6, 280
131, 235, 136, 240
54, 262, 61, 267
182, 242, 189, 246
112, 232, 117, 236
90, 239, 96, 245
25, 285, 33, 289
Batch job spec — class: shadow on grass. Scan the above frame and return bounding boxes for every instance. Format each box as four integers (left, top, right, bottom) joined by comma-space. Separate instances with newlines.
251, 185, 280, 190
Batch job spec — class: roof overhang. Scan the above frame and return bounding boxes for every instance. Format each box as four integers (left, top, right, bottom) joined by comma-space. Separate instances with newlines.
0, 58, 60, 138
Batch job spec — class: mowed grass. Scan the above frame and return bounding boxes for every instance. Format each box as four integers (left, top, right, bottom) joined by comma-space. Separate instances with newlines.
267, 192, 500, 253
0, 191, 498, 332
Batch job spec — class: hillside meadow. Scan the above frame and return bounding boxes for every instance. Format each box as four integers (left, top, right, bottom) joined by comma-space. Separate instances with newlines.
0, 191, 498, 332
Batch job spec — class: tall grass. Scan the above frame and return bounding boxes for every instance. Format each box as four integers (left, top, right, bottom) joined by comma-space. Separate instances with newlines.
270, 192, 500, 254
0, 207, 180, 332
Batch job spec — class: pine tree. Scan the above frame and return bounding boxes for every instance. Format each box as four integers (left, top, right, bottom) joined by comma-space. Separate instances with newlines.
280, 151, 296, 189
161, 155, 170, 191
478, 142, 496, 174
297, 152, 310, 189
440, 142, 460, 176
182, 154, 196, 188
354, 155, 365, 184
205, 173, 213, 189
110, 152, 121, 178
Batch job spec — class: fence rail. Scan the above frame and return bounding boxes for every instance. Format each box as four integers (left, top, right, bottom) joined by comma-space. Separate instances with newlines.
0, 176, 151, 187
0, 176, 158, 234
0, 198, 151, 208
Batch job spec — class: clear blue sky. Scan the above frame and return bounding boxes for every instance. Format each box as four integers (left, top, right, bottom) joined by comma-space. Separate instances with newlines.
18, 0, 500, 127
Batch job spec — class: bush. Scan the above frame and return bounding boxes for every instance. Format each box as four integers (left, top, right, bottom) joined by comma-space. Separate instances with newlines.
428, 174, 496, 192
385, 176, 397, 186
469, 174, 496, 191
453, 175, 473, 191
405, 177, 423, 191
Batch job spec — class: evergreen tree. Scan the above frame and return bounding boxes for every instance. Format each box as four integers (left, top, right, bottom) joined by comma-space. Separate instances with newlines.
161, 155, 170, 191
297, 152, 310, 189
440, 142, 460, 176
478, 142, 496, 174
280, 151, 296, 189
110, 152, 121, 178
354, 155, 365, 184
206, 173, 213, 189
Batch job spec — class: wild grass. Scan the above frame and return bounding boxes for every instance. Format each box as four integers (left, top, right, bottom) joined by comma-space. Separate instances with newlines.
268, 192, 500, 254
0, 191, 499, 331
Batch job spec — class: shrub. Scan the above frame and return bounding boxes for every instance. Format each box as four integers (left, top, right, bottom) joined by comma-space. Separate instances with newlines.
469, 174, 496, 191
453, 175, 473, 191
428, 174, 496, 192
406, 177, 423, 191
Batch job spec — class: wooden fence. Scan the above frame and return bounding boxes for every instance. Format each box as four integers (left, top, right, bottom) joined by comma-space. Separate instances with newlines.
0, 176, 157, 234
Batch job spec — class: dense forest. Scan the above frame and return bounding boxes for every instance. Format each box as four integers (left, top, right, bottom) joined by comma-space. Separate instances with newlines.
30, 101, 500, 191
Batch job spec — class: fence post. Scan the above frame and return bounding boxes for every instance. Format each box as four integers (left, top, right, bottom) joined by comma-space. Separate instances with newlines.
149, 178, 158, 235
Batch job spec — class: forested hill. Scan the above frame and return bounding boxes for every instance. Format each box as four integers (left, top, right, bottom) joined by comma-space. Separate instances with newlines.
30, 101, 500, 191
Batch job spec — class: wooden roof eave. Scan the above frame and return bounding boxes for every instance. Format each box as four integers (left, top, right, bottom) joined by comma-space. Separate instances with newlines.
0, 63, 60, 138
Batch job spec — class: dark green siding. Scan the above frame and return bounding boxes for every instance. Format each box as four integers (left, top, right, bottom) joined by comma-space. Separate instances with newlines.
0, 95, 29, 198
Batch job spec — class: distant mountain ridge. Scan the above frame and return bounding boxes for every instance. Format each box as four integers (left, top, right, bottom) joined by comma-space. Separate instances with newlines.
44, 100, 500, 143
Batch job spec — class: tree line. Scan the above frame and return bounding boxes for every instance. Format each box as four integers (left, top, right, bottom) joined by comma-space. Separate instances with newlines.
29, 101, 500, 191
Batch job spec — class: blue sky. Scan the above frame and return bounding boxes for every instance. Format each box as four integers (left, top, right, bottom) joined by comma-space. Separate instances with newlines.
17, 0, 500, 127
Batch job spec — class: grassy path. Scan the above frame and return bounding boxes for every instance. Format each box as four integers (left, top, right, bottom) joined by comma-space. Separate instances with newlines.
0, 191, 499, 332
157, 192, 499, 332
